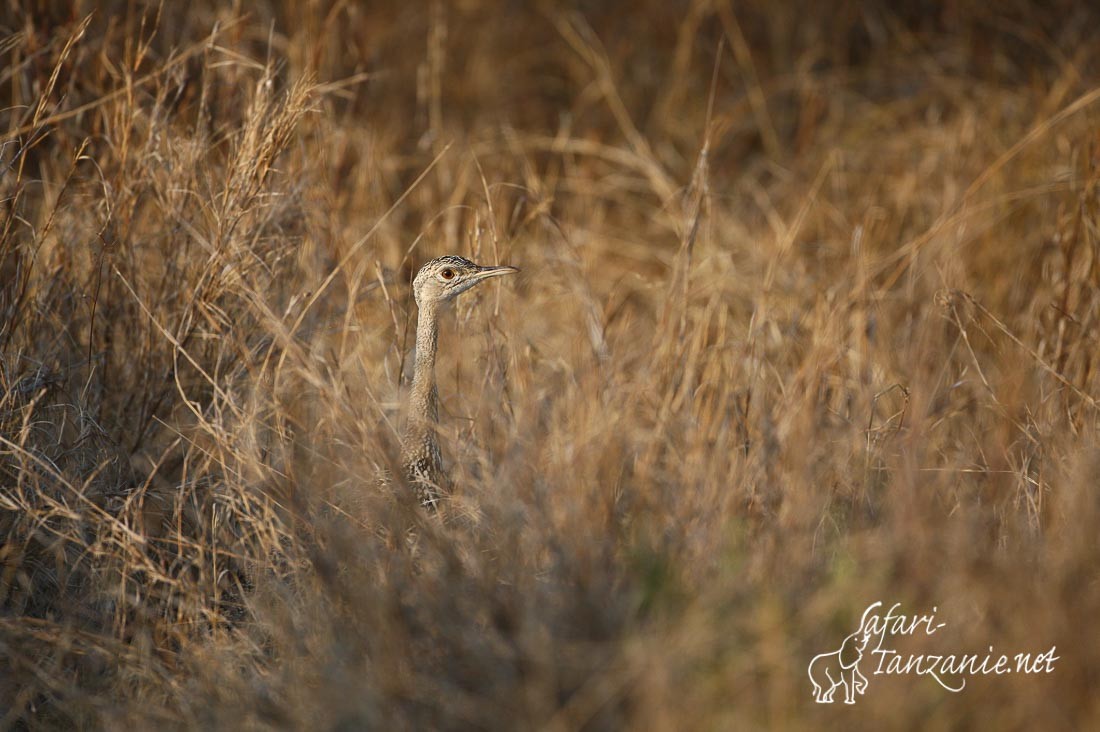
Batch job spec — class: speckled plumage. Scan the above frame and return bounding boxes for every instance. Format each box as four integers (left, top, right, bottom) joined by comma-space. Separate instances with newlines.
400, 256, 518, 507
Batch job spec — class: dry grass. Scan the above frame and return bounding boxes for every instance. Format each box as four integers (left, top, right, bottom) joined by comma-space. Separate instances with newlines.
2, 1, 1100, 729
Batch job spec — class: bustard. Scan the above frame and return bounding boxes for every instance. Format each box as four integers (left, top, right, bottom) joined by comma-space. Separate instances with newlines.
402, 255, 519, 507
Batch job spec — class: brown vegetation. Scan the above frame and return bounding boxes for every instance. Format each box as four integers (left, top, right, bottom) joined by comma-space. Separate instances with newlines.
2, 1, 1100, 729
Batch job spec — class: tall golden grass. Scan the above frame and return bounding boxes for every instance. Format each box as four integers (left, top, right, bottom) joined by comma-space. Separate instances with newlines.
2, 1, 1099, 728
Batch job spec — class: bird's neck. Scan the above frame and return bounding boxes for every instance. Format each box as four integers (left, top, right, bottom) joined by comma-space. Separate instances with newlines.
403, 299, 445, 497
410, 299, 439, 424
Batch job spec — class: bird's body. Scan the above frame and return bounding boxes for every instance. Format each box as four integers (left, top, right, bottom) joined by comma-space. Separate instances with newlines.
401, 255, 518, 507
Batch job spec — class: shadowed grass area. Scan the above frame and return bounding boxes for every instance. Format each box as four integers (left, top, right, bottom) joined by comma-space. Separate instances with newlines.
2, 1, 1100, 728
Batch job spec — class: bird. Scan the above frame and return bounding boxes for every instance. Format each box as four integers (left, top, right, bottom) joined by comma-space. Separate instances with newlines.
401, 255, 519, 507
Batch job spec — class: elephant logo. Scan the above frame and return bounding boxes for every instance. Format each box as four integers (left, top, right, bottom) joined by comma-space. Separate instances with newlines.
808, 629, 871, 703
808, 602, 889, 704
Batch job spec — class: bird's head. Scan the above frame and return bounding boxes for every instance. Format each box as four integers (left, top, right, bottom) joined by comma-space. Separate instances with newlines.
412, 255, 519, 307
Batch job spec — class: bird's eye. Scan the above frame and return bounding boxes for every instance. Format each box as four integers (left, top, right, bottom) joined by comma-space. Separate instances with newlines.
440, 269, 455, 280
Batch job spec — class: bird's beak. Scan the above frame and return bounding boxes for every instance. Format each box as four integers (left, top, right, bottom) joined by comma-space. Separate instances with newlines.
473, 264, 520, 281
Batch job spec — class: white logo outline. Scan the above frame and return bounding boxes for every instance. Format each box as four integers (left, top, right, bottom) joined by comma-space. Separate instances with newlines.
808, 601, 1059, 705
808, 603, 878, 704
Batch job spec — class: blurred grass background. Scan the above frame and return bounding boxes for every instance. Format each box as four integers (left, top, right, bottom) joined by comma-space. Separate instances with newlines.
2, 0, 1100, 728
